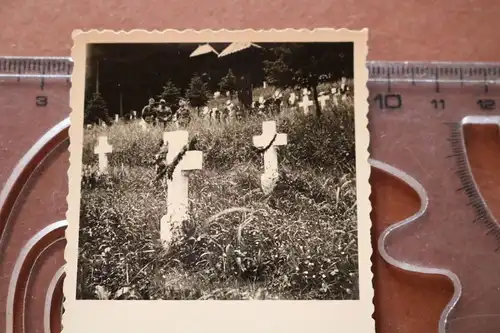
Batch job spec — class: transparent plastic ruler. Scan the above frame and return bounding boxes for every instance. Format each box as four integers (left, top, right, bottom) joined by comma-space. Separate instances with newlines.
1, 56, 500, 333
369, 61, 500, 333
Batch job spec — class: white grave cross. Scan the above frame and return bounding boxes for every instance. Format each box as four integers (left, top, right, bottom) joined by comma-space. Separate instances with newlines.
318, 94, 330, 108
160, 130, 203, 244
253, 121, 287, 195
298, 94, 314, 115
94, 136, 113, 173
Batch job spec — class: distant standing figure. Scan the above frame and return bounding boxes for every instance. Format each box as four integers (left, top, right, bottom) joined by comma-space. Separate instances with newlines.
142, 98, 157, 124
237, 75, 252, 109
225, 100, 236, 122
272, 89, 284, 115
156, 99, 173, 128
212, 107, 221, 123
175, 98, 191, 128
130, 110, 138, 120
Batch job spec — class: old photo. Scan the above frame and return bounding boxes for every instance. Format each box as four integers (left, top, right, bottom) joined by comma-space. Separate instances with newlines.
64, 28, 372, 333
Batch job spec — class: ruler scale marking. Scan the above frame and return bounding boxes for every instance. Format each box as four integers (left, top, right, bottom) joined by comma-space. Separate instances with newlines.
1, 57, 500, 333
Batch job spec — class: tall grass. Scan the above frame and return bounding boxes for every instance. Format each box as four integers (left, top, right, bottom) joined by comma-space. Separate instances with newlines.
77, 103, 358, 300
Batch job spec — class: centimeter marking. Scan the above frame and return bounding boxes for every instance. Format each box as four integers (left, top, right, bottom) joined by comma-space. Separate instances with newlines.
3, 57, 500, 241
0, 56, 500, 87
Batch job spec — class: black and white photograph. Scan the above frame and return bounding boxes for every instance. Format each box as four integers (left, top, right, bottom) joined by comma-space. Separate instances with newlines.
65, 28, 371, 333
75, 33, 364, 300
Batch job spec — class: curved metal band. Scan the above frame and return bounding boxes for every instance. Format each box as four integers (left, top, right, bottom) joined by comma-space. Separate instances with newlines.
0, 117, 70, 333
0, 118, 70, 243
370, 158, 462, 333
44, 266, 65, 333
6, 220, 67, 333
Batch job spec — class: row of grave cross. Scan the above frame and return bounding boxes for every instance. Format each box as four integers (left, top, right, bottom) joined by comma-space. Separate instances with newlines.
93, 120, 287, 246
104, 85, 349, 127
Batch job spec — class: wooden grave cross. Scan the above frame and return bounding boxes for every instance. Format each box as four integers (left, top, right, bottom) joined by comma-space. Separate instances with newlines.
160, 130, 203, 244
94, 136, 113, 173
298, 94, 314, 115
253, 121, 287, 195
318, 94, 330, 108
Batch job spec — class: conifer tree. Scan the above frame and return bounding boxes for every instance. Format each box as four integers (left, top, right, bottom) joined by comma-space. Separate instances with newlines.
186, 74, 210, 108
157, 80, 181, 110
218, 69, 237, 95
84, 92, 110, 125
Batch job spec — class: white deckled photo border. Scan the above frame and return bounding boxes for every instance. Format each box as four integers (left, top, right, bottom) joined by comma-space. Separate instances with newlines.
64, 28, 372, 333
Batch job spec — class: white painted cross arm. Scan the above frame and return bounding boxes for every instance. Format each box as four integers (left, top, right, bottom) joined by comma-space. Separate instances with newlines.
298, 94, 314, 114
318, 94, 330, 108
94, 136, 113, 173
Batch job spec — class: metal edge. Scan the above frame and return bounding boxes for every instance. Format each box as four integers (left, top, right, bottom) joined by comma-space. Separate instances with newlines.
6, 221, 67, 333
44, 266, 65, 333
370, 158, 462, 333
0, 118, 70, 244
22, 238, 65, 333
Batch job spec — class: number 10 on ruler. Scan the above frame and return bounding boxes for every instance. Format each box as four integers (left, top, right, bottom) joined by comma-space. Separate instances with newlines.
374, 93, 402, 110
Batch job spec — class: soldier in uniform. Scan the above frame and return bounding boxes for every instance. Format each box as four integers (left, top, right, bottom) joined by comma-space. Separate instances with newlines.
141, 98, 157, 125
175, 98, 191, 128
156, 99, 173, 128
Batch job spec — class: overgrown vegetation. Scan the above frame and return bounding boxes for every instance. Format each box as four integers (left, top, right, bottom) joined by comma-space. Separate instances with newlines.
77, 92, 358, 301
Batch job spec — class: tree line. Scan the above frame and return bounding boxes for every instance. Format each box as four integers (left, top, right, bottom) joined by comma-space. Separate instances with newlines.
84, 42, 353, 124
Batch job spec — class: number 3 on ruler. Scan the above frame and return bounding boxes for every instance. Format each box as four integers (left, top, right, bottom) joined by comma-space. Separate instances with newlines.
374, 93, 402, 110
36, 96, 48, 107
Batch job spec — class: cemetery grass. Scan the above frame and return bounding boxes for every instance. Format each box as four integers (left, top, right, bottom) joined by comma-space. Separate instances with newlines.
77, 104, 358, 301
